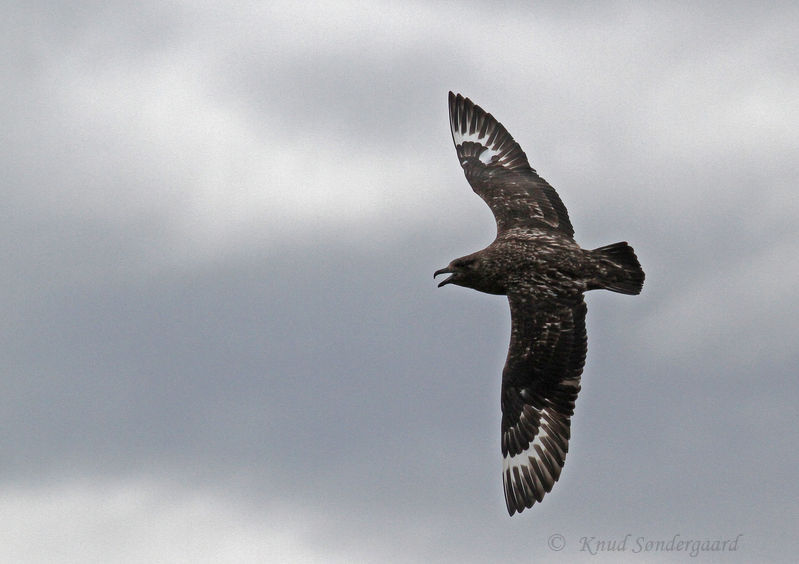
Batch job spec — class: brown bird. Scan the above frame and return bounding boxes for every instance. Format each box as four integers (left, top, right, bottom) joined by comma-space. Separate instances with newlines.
435, 93, 645, 515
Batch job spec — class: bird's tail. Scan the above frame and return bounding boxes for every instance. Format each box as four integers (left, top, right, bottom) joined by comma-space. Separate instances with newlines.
590, 242, 645, 295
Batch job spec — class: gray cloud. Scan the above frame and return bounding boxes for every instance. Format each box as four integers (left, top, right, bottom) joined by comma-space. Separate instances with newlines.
3, 1, 799, 562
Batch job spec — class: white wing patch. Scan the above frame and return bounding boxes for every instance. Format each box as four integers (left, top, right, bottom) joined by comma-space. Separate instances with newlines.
451, 127, 487, 148
452, 128, 502, 165
502, 404, 567, 510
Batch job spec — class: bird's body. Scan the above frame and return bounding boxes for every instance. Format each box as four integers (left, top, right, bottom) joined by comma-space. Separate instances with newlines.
435, 93, 644, 515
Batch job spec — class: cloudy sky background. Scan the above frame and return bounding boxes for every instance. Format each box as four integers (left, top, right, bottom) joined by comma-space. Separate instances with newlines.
4, 1, 798, 562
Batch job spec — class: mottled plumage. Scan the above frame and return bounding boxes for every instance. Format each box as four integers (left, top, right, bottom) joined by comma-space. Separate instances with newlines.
435, 93, 644, 515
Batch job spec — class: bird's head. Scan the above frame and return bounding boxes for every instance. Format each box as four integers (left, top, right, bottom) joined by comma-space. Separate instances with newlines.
434, 255, 487, 291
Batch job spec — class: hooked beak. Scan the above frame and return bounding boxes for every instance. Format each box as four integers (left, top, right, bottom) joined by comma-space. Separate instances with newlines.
434, 266, 455, 287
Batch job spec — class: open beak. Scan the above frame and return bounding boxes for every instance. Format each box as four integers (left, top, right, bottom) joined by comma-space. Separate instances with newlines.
434, 266, 454, 287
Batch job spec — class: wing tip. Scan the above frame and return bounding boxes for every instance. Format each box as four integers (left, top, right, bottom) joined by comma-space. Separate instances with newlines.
503, 453, 561, 516
501, 379, 580, 515
447, 92, 531, 172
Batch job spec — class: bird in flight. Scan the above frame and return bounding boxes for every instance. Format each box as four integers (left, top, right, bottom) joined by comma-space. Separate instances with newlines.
435, 93, 644, 515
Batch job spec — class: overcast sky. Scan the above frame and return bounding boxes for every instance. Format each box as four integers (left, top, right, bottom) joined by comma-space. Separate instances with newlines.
3, 1, 798, 562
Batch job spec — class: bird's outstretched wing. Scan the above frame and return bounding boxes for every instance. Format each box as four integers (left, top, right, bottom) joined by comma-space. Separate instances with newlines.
448, 92, 574, 237
501, 295, 587, 515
